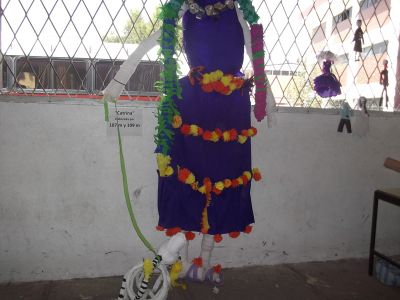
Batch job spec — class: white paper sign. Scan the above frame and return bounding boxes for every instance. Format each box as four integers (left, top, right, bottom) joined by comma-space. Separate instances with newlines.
107, 107, 143, 136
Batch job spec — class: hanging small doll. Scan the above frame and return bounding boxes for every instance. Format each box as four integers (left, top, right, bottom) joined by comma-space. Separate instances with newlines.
314, 52, 342, 98
379, 59, 389, 108
353, 20, 364, 62
353, 96, 369, 137
337, 100, 352, 133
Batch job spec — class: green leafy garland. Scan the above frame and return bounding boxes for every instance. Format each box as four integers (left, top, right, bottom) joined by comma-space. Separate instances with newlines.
237, 0, 260, 24
155, 0, 184, 155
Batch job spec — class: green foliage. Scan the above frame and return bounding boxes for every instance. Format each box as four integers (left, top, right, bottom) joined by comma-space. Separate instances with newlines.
105, 9, 161, 44
285, 61, 321, 108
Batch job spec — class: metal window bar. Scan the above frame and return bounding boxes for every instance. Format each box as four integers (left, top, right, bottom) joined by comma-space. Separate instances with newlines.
0, 0, 399, 111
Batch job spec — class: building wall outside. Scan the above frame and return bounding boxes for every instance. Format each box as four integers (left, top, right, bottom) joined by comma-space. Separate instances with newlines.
0, 99, 399, 282
303, 0, 399, 109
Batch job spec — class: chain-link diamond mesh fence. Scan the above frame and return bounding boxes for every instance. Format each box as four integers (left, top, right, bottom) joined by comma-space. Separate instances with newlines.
0, 0, 399, 110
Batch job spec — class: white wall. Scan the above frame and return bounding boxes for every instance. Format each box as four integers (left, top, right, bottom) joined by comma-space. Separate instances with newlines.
0, 99, 399, 282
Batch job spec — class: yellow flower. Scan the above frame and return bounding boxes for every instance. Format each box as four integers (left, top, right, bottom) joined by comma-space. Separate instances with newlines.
222, 131, 230, 142
214, 70, 223, 80
165, 166, 174, 176
143, 259, 154, 281
243, 171, 252, 180
237, 177, 243, 185
215, 181, 224, 191
202, 73, 210, 84
172, 115, 182, 129
190, 124, 199, 136
157, 153, 171, 176
185, 173, 196, 185
229, 83, 237, 91
210, 132, 219, 142
221, 75, 232, 86
198, 185, 206, 194
248, 128, 255, 136
238, 135, 248, 144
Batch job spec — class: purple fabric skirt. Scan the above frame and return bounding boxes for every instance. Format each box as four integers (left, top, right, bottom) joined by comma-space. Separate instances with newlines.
157, 76, 255, 235
314, 73, 341, 98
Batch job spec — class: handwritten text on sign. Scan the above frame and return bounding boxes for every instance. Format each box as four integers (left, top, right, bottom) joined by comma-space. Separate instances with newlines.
107, 107, 143, 136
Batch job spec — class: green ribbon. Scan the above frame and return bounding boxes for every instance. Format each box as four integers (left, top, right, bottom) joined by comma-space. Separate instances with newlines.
104, 99, 109, 122
115, 106, 156, 254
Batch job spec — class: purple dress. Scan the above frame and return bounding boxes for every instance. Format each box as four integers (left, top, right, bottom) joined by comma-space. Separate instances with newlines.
314, 60, 341, 98
157, 0, 254, 236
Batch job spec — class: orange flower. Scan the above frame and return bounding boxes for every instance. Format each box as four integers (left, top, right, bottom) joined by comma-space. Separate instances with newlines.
156, 225, 164, 231
241, 175, 249, 185
204, 177, 212, 193
203, 131, 212, 141
248, 127, 258, 136
166, 227, 181, 236
229, 231, 240, 238
172, 115, 182, 129
252, 168, 262, 181
244, 225, 253, 234
241, 129, 249, 137
229, 129, 238, 141
231, 179, 240, 188
192, 257, 203, 267
214, 81, 225, 93
213, 264, 222, 273
212, 186, 222, 195
178, 168, 191, 183
223, 179, 232, 188
214, 234, 223, 243
202, 83, 213, 93
180, 124, 190, 135
185, 231, 195, 240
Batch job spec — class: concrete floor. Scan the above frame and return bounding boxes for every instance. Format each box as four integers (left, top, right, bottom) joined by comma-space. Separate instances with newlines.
1, 258, 399, 300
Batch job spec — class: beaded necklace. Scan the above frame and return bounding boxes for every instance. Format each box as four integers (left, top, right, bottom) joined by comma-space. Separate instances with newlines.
186, 0, 235, 19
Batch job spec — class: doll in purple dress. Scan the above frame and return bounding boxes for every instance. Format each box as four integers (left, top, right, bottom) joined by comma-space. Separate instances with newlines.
314, 59, 342, 98
154, 0, 267, 284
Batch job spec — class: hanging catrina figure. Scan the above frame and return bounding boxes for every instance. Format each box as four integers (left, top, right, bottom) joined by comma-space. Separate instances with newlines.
353, 19, 364, 62
103, 0, 276, 285
379, 59, 389, 108
353, 96, 369, 137
314, 51, 342, 98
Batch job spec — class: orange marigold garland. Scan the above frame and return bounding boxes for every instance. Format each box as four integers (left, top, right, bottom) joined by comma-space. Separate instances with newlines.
174, 116, 258, 144
188, 68, 246, 95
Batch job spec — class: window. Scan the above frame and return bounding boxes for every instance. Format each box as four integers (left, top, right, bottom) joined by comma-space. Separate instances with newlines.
362, 41, 388, 56
333, 8, 352, 25
0, 0, 398, 110
360, 0, 380, 10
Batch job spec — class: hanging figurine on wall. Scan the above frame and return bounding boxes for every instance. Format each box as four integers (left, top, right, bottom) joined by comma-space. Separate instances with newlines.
379, 59, 389, 109
353, 19, 364, 62
337, 100, 352, 133
353, 96, 369, 137
314, 51, 342, 98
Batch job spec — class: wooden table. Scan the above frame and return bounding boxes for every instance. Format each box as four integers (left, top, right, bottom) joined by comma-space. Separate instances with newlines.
368, 188, 400, 275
